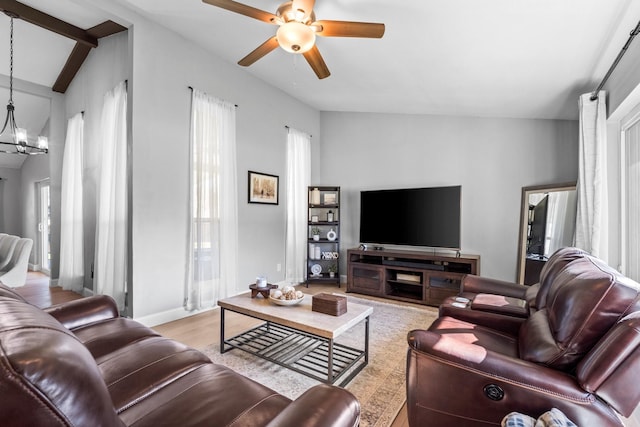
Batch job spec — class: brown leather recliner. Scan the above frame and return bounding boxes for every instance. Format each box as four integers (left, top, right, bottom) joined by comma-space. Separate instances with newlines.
438, 247, 588, 334
406, 253, 640, 426
0, 283, 360, 427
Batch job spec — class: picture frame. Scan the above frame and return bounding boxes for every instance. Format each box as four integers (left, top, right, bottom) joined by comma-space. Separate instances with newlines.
323, 193, 336, 205
248, 171, 279, 205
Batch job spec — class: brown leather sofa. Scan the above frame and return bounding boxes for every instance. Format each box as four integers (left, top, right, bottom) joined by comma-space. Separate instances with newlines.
438, 247, 588, 334
0, 283, 360, 427
406, 251, 640, 426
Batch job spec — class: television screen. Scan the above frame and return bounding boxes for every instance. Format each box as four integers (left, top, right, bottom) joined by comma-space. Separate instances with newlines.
359, 186, 461, 250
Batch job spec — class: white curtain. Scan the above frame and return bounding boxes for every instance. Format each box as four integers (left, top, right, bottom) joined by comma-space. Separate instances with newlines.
575, 91, 608, 261
186, 89, 238, 311
95, 81, 128, 310
285, 128, 311, 284
59, 113, 84, 292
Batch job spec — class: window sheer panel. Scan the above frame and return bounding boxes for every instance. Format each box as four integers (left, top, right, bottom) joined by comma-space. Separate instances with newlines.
575, 91, 608, 261
94, 81, 128, 311
59, 113, 84, 292
285, 128, 311, 284
186, 90, 238, 311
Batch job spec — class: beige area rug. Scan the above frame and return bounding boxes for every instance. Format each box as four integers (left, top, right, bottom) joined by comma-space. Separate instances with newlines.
201, 296, 438, 427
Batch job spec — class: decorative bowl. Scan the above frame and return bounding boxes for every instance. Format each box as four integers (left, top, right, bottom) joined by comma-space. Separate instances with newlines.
269, 294, 305, 306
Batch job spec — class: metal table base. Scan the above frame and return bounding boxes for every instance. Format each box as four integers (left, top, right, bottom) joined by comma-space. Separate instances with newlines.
220, 308, 369, 386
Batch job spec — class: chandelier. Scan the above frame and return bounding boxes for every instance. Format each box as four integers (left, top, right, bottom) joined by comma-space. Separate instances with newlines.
0, 13, 48, 155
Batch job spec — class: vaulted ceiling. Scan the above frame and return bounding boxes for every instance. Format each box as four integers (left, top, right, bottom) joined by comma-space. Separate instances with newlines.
0, 0, 639, 162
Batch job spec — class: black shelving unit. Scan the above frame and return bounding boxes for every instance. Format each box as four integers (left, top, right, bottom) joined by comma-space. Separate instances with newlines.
306, 186, 340, 287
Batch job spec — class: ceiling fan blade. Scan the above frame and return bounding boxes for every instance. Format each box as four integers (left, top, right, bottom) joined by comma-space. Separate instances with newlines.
314, 20, 385, 38
303, 45, 330, 79
238, 36, 279, 66
291, 0, 315, 20
202, 0, 278, 24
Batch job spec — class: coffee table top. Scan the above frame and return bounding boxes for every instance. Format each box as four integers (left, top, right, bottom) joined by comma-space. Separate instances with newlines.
219, 292, 373, 339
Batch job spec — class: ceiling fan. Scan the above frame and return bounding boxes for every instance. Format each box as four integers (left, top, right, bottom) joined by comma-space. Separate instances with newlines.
202, 0, 385, 79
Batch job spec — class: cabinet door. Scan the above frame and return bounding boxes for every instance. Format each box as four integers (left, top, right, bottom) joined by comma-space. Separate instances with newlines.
427, 272, 461, 305
349, 264, 384, 295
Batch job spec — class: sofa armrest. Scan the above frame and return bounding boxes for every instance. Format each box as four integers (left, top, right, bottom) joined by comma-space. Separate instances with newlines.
265, 384, 360, 427
407, 329, 588, 399
461, 274, 529, 299
45, 295, 119, 330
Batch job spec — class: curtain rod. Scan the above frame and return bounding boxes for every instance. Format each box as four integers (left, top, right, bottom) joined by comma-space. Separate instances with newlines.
590, 19, 640, 101
188, 86, 238, 107
284, 125, 312, 138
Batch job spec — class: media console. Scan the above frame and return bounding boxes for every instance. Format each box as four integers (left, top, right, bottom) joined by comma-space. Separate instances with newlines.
347, 248, 480, 306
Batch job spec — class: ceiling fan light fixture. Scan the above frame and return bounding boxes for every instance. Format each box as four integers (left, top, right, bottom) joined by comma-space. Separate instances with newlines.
276, 21, 315, 53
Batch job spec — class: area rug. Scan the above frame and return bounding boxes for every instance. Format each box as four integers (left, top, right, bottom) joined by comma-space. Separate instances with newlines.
201, 296, 438, 427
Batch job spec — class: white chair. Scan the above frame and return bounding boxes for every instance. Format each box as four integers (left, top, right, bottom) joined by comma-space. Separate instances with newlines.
0, 235, 19, 271
0, 238, 33, 287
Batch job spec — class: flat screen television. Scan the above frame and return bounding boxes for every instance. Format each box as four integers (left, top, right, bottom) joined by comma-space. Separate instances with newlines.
359, 185, 462, 250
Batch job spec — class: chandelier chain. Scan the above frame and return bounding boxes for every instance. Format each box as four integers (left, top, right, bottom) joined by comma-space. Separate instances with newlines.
9, 17, 13, 105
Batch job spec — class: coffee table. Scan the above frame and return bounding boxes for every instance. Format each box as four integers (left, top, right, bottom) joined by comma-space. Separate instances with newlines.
219, 293, 373, 386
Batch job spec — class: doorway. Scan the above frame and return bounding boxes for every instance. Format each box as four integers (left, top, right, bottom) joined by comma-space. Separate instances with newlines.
37, 180, 51, 275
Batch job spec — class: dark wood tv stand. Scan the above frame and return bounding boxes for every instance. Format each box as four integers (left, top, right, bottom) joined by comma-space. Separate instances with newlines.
347, 248, 480, 306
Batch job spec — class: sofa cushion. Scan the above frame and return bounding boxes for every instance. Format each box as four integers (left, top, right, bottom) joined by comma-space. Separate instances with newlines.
118, 363, 291, 427
520, 256, 640, 370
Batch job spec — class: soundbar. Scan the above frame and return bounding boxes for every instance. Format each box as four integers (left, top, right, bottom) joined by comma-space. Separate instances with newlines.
382, 259, 445, 271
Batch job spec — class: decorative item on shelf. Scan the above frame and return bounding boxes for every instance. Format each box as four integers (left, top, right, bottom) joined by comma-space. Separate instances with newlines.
314, 245, 321, 260
328, 264, 338, 278
309, 243, 316, 259
310, 263, 322, 277
323, 193, 336, 205
310, 187, 321, 205
322, 251, 339, 260
311, 214, 319, 223
327, 210, 334, 222
311, 226, 321, 241
326, 228, 337, 241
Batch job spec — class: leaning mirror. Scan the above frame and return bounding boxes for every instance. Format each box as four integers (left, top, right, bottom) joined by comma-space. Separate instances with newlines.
516, 182, 577, 285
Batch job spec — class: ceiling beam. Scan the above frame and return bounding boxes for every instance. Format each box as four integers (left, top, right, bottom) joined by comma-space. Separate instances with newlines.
52, 43, 92, 93
0, 0, 97, 47
53, 21, 126, 93
0, 0, 128, 93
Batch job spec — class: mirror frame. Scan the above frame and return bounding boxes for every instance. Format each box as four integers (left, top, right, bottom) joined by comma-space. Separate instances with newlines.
516, 181, 577, 284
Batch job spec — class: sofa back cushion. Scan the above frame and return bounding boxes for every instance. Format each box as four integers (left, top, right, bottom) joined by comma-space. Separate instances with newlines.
0, 297, 124, 427
519, 256, 640, 371
534, 247, 588, 309
0, 282, 28, 302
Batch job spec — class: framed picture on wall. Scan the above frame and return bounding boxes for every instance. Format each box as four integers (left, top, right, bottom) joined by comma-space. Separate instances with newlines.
248, 171, 279, 205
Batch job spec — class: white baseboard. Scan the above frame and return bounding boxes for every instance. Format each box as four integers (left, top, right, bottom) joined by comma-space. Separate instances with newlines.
82, 288, 94, 297
134, 305, 218, 328
49, 278, 58, 287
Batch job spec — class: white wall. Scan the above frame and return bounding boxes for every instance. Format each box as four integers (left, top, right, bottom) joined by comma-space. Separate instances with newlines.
128, 17, 320, 321
320, 112, 578, 281
0, 168, 21, 235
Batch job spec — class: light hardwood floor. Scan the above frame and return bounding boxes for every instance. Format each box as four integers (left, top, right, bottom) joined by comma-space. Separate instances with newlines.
18, 273, 640, 427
